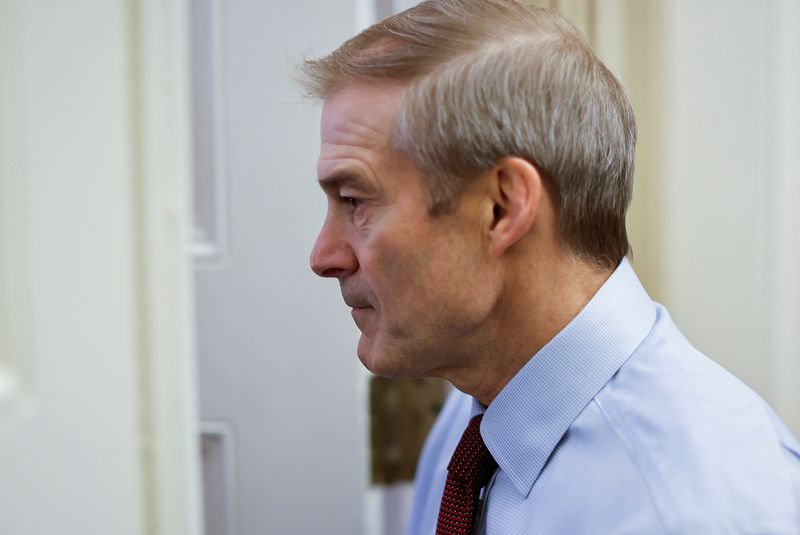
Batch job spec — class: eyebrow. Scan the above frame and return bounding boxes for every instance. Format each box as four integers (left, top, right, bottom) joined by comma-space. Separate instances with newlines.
318, 170, 373, 193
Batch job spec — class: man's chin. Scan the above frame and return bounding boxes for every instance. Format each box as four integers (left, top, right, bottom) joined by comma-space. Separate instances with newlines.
356, 338, 405, 378
356, 347, 389, 376
357, 343, 431, 380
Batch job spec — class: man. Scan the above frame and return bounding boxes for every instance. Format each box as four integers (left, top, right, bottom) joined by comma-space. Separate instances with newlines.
302, 1, 800, 533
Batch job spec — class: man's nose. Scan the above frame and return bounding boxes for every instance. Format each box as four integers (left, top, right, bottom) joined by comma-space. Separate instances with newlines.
310, 220, 358, 278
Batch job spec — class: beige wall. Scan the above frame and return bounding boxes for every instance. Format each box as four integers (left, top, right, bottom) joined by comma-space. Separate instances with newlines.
592, 0, 799, 433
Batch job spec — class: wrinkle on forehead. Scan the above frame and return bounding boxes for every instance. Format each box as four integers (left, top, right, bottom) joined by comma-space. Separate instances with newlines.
317, 137, 383, 183
323, 117, 392, 151
316, 157, 380, 190
321, 83, 404, 140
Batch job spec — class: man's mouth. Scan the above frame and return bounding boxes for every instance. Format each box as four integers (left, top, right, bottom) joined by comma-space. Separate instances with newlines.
341, 284, 373, 310
349, 305, 373, 326
343, 296, 371, 309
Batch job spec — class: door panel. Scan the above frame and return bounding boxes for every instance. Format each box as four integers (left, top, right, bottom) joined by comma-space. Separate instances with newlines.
0, 2, 145, 533
193, 1, 368, 533
0, 1, 202, 534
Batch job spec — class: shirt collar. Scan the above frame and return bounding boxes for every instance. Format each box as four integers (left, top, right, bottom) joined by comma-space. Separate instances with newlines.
478, 258, 657, 497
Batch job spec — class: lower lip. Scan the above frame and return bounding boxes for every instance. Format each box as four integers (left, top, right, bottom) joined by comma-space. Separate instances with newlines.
351, 307, 371, 318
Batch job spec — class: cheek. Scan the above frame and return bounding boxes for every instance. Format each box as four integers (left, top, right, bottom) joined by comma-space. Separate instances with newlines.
369, 233, 433, 286
361, 221, 485, 321
360, 238, 438, 331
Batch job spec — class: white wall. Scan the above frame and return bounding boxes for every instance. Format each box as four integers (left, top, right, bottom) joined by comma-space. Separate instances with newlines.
765, 0, 800, 434
657, 0, 800, 432
661, 0, 770, 394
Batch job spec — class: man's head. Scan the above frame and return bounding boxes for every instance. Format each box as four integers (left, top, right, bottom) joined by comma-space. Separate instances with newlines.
303, 0, 637, 396
302, 0, 636, 270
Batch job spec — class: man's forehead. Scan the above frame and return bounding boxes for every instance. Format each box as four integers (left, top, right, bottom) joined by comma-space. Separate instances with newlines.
317, 83, 409, 183
320, 83, 405, 141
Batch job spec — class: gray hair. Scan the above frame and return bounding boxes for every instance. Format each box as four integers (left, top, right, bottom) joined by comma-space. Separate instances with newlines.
300, 0, 636, 270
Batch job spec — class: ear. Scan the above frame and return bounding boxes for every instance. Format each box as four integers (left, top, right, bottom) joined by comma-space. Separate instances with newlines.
486, 157, 543, 257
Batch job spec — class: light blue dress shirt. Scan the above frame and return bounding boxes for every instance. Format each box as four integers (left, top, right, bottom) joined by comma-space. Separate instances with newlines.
407, 258, 800, 534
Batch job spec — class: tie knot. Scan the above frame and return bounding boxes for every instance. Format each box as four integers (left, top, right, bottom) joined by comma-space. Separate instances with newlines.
447, 414, 497, 487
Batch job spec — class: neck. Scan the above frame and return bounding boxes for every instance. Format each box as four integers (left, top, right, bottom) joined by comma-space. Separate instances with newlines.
447, 255, 614, 406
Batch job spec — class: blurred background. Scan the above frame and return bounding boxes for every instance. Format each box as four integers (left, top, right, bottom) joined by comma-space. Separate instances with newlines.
1, 0, 798, 534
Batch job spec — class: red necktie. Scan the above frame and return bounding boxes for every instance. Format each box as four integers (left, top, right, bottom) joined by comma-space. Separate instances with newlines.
436, 414, 498, 535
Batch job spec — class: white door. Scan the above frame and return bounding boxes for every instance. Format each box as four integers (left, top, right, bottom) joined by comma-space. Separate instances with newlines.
192, 0, 370, 533
0, 1, 202, 534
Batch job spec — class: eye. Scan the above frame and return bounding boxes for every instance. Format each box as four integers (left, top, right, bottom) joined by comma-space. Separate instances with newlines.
341, 196, 362, 210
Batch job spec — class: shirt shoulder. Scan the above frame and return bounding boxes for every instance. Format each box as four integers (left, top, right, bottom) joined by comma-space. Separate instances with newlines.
594, 304, 800, 534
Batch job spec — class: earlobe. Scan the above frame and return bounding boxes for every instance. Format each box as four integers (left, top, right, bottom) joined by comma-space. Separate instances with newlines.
487, 157, 542, 257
